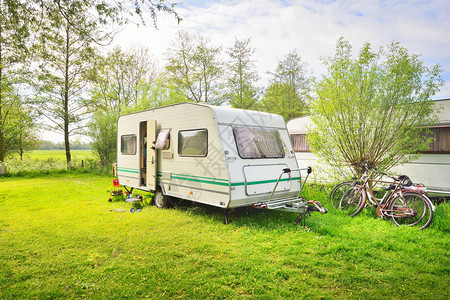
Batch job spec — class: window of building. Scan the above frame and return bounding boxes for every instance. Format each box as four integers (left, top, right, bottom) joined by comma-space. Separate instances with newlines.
290, 133, 311, 152
121, 135, 136, 155
424, 127, 450, 154
178, 129, 208, 157
233, 127, 285, 159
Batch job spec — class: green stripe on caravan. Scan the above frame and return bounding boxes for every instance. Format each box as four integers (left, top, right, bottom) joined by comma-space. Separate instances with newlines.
230, 177, 301, 187
157, 172, 300, 187
117, 168, 139, 174
171, 173, 229, 182
171, 175, 229, 187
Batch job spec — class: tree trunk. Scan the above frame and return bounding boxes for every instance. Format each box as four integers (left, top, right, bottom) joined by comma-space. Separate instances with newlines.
0, 126, 4, 163
0, 19, 4, 163
64, 23, 71, 169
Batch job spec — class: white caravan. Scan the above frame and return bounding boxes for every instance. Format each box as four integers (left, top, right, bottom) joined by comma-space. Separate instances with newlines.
116, 102, 317, 216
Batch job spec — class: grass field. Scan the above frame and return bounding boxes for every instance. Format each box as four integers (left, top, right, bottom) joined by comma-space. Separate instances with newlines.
23, 150, 96, 161
0, 173, 448, 299
4, 150, 99, 174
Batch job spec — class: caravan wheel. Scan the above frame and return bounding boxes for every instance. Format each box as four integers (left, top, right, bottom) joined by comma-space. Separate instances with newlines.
154, 190, 169, 209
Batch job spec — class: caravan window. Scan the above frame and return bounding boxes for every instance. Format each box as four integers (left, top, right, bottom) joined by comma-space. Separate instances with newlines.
233, 127, 285, 159
121, 135, 136, 155
178, 129, 208, 157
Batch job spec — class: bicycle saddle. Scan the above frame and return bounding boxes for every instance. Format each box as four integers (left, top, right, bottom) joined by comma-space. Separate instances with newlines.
392, 175, 413, 186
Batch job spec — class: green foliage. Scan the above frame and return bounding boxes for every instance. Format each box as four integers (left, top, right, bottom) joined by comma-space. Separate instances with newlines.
431, 201, 450, 232
5, 99, 40, 160
0, 174, 448, 298
39, 140, 91, 150
0, 89, 40, 161
261, 50, 311, 121
1, 0, 181, 164
88, 111, 118, 167
224, 38, 261, 110
308, 38, 443, 176
3, 150, 102, 176
108, 186, 124, 202
0, 0, 35, 162
165, 30, 224, 105
88, 46, 158, 113
142, 192, 154, 206
33, 0, 104, 167
122, 77, 188, 113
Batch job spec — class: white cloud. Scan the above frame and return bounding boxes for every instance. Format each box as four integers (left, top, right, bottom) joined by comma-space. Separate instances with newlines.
114, 0, 450, 97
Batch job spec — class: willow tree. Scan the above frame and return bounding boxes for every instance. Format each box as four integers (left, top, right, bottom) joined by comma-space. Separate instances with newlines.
308, 38, 443, 176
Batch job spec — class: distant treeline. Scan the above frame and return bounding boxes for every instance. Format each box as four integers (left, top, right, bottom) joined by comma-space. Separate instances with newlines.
39, 141, 91, 150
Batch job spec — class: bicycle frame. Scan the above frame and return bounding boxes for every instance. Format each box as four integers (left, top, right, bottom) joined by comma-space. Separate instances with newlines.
361, 177, 403, 218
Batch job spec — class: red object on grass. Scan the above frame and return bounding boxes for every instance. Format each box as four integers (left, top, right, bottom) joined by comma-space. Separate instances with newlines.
113, 179, 120, 187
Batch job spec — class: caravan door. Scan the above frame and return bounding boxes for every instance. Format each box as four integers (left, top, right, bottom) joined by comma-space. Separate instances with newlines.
147, 120, 157, 190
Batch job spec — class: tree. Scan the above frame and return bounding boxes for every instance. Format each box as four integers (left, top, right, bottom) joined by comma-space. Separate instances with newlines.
0, 0, 34, 162
87, 46, 159, 163
127, 76, 187, 113
43, 0, 181, 35
307, 38, 443, 177
225, 38, 260, 110
34, 1, 109, 168
261, 50, 311, 121
1, 89, 40, 159
165, 31, 224, 105
1, 0, 180, 165
88, 110, 118, 166
8, 101, 41, 160
89, 46, 158, 112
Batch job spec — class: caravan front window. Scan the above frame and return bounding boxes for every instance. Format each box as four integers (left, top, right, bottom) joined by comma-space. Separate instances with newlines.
121, 135, 136, 155
178, 129, 208, 157
233, 127, 284, 159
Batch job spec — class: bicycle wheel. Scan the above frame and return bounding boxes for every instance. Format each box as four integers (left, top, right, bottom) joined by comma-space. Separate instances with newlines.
389, 192, 434, 230
330, 181, 354, 209
339, 186, 366, 217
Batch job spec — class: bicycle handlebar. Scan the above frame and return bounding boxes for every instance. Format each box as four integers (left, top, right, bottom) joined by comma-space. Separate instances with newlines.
359, 162, 400, 182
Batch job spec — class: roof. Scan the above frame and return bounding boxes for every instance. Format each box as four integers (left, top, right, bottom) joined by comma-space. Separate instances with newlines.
286, 98, 450, 131
210, 104, 286, 128
119, 102, 287, 129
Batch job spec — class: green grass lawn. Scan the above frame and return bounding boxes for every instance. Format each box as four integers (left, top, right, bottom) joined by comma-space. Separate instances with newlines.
0, 173, 448, 299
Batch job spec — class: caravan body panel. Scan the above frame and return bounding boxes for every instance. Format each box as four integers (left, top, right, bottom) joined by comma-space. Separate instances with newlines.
117, 103, 300, 209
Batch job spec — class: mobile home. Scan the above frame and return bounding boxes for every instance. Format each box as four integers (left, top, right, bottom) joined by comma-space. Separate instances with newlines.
116, 102, 304, 211
286, 98, 450, 198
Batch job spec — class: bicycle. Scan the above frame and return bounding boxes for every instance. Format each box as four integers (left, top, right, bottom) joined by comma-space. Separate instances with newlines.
331, 163, 435, 230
